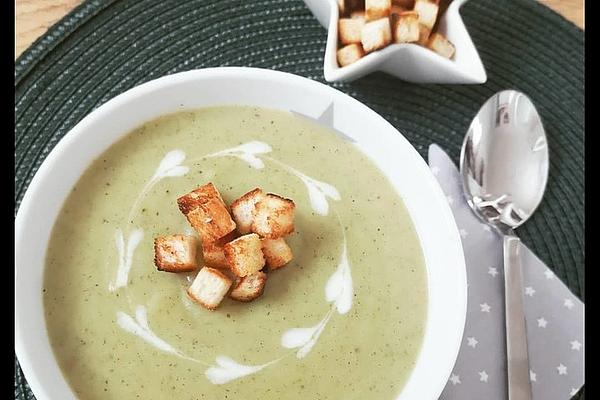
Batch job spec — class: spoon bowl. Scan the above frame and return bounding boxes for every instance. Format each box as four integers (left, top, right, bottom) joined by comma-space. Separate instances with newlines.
460, 90, 548, 233
460, 90, 549, 400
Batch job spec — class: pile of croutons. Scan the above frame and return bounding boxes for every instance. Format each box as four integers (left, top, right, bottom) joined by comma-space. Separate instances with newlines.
154, 183, 295, 310
336, 0, 455, 67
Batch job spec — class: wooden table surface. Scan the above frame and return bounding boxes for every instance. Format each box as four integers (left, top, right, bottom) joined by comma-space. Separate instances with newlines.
15, 0, 584, 59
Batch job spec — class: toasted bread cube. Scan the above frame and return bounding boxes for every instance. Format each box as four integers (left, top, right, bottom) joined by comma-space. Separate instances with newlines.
365, 0, 391, 21
231, 188, 265, 235
177, 183, 236, 243
427, 32, 455, 59
361, 18, 392, 53
251, 194, 295, 238
337, 44, 365, 67
229, 271, 267, 302
224, 233, 266, 277
414, 0, 439, 29
202, 241, 228, 269
416, 23, 431, 45
337, 0, 345, 14
339, 18, 366, 45
202, 232, 237, 269
392, 11, 419, 43
154, 235, 199, 272
187, 267, 232, 310
262, 238, 293, 270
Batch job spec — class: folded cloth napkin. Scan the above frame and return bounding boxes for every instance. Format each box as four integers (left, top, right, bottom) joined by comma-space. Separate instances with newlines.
428, 144, 584, 400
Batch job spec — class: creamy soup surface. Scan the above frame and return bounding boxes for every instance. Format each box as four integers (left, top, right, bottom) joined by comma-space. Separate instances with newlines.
44, 106, 428, 400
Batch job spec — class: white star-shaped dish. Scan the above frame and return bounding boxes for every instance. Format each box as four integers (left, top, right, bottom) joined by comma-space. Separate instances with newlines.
303, 0, 487, 83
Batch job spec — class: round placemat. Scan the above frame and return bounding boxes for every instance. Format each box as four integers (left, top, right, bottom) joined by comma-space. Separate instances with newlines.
15, 0, 584, 398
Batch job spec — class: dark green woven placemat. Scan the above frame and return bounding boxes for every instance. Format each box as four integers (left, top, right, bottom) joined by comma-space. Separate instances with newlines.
15, 0, 584, 398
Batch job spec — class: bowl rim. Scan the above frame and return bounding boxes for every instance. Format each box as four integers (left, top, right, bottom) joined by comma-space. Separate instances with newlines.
15, 67, 467, 400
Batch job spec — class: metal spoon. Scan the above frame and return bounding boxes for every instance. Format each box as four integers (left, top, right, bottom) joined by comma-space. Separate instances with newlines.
460, 90, 549, 400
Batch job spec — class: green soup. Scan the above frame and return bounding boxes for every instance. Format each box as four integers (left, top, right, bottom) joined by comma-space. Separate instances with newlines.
44, 106, 428, 399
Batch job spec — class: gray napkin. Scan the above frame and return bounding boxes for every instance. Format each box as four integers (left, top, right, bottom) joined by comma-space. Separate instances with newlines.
428, 144, 585, 400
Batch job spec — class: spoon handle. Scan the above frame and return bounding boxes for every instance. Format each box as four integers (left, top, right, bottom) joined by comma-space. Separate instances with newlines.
504, 235, 532, 400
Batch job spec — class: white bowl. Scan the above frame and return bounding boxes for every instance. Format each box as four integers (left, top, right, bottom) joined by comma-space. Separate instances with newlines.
15, 67, 466, 400
303, 0, 487, 83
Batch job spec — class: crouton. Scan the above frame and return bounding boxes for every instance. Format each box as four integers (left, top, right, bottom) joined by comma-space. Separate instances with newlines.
154, 235, 199, 272
177, 183, 236, 243
224, 233, 266, 277
365, 0, 391, 21
262, 238, 293, 270
414, 0, 439, 29
231, 188, 265, 235
337, 0, 345, 14
187, 267, 233, 310
337, 44, 365, 67
201, 241, 228, 269
339, 18, 366, 45
251, 194, 295, 238
229, 271, 267, 302
416, 23, 431, 45
202, 232, 237, 269
427, 32, 455, 59
361, 18, 392, 53
392, 11, 419, 43
392, 0, 414, 7
177, 182, 223, 215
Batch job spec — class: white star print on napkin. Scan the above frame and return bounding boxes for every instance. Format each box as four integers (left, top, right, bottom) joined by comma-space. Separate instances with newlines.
429, 144, 585, 400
